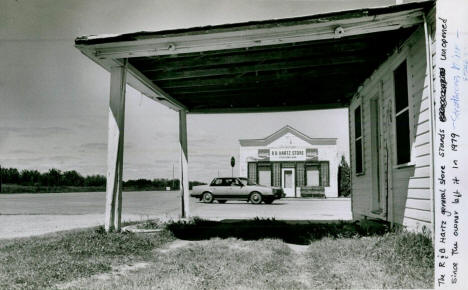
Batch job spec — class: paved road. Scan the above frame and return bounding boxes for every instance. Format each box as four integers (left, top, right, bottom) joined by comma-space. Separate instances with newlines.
0, 191, 351, 239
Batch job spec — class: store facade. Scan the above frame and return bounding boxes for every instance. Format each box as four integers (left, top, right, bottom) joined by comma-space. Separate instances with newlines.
239, 126, 339, 198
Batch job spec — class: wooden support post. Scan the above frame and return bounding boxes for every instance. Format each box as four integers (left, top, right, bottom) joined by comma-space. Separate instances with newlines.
105, 60, 127, 232
179, 110, 190, 218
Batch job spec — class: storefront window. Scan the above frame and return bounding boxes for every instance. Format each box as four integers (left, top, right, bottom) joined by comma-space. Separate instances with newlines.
258, 169, 271, 186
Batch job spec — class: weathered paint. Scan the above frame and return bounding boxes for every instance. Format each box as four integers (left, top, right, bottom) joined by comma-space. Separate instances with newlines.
349, 18, 435, 232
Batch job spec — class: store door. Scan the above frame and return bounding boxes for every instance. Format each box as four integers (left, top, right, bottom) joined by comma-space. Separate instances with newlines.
281, 168, 295, 197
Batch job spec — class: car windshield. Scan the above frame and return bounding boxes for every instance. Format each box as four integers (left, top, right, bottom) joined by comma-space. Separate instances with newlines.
238, 178, 256, 186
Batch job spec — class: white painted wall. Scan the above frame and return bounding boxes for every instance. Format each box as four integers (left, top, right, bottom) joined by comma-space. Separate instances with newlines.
349, 21, 435, 232
239, 132, 339, 197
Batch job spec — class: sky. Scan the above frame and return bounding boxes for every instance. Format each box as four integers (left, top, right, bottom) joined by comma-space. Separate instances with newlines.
0, 0, 397, 183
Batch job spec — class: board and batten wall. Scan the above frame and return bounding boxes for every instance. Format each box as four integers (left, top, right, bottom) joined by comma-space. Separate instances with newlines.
349, 17, 435, 232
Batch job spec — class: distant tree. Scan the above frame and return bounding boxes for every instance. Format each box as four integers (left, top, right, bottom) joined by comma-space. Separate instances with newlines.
84, 175, 106, 187
338, 156, 351, 197
19, 169, 41, 185
1, 167, 20, 184
40, 168, 62, 186
62, 170, 85, 186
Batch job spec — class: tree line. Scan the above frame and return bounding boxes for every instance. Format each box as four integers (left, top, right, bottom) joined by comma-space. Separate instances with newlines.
0, 167, 205, 190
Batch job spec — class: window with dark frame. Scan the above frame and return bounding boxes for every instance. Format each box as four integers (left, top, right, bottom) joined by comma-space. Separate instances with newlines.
354, 106, 363, 174
393, 60, 411, 165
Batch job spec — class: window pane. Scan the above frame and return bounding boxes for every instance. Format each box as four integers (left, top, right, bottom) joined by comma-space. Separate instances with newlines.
354, 106, 361, 137
306, 167, 320, 186
394, 61, 408, 113
248, 163, 257, 184
396, 110, 411, 164
258, 169, 271, 186
320, 162, 329, 187
355, 139, 363, 174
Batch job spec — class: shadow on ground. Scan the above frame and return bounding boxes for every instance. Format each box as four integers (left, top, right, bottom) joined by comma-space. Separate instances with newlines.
166, 218, 390, 245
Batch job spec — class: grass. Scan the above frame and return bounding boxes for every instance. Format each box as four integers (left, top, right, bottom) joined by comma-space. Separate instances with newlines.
0, 226, 174, 289
0, 218, 433, 289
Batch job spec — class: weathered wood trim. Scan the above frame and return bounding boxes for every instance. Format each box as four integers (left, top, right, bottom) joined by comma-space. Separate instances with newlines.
76, 9, 425, 59
126, 63, 187, 111
188, 103, 346, 114
423, 12, 436, 240
179, 110, 190, 218
76, 48, 186, 112
105, 60, 127, 232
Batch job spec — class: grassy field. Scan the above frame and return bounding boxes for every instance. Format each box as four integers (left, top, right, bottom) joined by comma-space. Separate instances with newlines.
0, 219, 433, 289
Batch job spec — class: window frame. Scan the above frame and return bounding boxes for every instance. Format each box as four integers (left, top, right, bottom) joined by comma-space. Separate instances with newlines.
353, 104, 364, 175
392, 59, 413, 167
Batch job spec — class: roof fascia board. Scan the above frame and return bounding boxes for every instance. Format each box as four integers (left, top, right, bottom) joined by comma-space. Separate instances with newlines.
189, 103, 346, 114
240, 126, 337, 147
75, 8, 425, 60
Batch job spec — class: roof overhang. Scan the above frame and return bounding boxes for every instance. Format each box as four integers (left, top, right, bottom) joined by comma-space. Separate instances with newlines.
239, 125, 337, 147
75, 1, 434, 113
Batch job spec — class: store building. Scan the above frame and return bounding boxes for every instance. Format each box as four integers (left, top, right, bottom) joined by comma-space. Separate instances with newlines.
239, 126, 339, 198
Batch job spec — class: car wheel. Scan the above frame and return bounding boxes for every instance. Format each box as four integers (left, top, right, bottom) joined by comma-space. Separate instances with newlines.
250, 192, 262, 204
202, 192, 214, 203
218, 200, 227, 204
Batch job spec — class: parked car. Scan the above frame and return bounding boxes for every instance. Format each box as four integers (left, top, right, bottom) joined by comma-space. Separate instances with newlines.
190, 177, 285, 204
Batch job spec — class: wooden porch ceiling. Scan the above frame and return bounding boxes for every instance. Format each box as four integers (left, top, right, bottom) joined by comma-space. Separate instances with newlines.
128, 29, 414, 112
75, 1, 433, 113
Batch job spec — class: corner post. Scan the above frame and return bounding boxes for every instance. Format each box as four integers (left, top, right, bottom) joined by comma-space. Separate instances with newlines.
179, 110, 190, 218
105, 60, 127, 232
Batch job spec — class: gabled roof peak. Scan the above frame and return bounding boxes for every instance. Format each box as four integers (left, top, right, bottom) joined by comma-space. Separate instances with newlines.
239, 125, 336, 147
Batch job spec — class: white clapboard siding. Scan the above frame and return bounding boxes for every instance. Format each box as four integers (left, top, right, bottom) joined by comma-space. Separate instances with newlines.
408, 177, 430, 189
349, 23, 433, 231
408, 188, 431, 199
414, 153, 431, 167
413, 165, 430, 178
405, 208, 432, 222
406, 198, 432, 211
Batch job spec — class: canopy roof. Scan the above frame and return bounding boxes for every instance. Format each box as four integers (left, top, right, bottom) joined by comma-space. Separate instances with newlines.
75, 1, 433, 113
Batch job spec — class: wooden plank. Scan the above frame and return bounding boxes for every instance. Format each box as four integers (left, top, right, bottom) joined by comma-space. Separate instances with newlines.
105, 62, 127, 232
412, 141, 430, 159
189, 102, 347, 114
404, 208, 432, 223
166, 74, 364, 95
406, 198, 431, 211
80, 9, 425, 59
414, 120, 430, 137
179, 110, 190, 218
414, 153, 431, 167
415, 107, 430, 125
413, 165, 430, 177
407, 188, 431, 199
126, 63, 186, 111
413, 129, 431, 147
154, 65, 368, 89
408, 177, 430, 189
133, 39, 381, 72
147, 55, 379, 81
